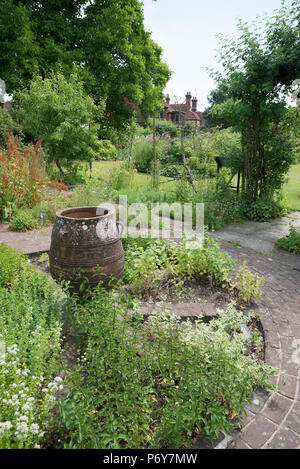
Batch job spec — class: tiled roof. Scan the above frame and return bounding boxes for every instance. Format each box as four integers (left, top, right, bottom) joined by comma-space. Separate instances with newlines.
164, 102, 202, 122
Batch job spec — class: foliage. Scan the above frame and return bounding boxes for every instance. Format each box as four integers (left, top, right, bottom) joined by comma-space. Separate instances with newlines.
155, 120, 178, 138
0, 134, 48, 220
133, 141, 154, 173
55, 290, 276, 449
160, 164, 183, 178
9, 209, 39, 232
0, 1, 38, 93
0, 107, 20, 150
17, 70, 102, 174
211, 1, 300, 202
170, 237, 236, 288
122, 237, 169, 296
0, 246, 64, 449
276, 224, 300, 254
94, 140, 117, 161
241, 195, 289, 222
0, 244, 26, 288
234, 262, 264, 304
2, 0, 171, 130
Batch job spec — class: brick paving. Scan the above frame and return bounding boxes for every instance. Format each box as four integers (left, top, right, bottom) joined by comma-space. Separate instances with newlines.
1, 222, 300, 449
222, 241, 300, 449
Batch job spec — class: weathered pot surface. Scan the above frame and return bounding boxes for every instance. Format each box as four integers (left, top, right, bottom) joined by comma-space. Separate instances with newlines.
49, 206, 124, 293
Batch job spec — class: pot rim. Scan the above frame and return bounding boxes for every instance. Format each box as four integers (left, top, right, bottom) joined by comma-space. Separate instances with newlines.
55, 206, 113, 221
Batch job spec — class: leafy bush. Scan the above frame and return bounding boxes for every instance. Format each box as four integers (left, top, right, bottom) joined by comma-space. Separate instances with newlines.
17, 70, 103, 173
188, 157, 217, 178
205, 192, 244, 230
276, 224, 300, 254
55, 292, 276, 449
94, 140, 117, 161
155, 120, 178, 138
160, 164, 183, 178
0, 243, 26, 288
9, 209, 39, 232
122, 237, 169, 295
0, 247, 64, 449
170, 237, 236, 288
0, 107, 20, 151
0, 134, 48, 220
159, 139, 182, 166
234, 262, 264, 303
133, 141, 153, 173
241, 196, 289, 221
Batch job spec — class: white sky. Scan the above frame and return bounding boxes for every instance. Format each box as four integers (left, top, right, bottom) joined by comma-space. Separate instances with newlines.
142, 0, 286, 110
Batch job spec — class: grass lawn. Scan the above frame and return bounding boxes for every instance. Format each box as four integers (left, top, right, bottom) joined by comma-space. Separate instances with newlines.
283, 164, 300, 211
83, 161, 300, 211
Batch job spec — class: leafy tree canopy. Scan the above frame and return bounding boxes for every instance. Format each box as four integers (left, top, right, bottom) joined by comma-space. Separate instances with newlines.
210, 0, 300, 201
17, 70, 103, 171
0, 0, 171, 129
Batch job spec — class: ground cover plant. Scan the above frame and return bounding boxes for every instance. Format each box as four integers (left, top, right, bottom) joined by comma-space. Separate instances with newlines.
121, 236, 264, 304
54, 287, 275, 449
0, 237, 273, 450
0, 244, 65, 449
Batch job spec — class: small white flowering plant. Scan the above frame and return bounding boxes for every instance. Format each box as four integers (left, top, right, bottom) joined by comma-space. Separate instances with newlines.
0, 246, 65, 449
0, 345, 63, 449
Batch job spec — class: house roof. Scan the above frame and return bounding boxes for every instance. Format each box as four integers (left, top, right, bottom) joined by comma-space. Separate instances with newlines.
164, 102, 203, 122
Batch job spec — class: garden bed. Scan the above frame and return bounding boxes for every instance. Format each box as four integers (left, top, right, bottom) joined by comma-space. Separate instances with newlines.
24, 237, 270, 449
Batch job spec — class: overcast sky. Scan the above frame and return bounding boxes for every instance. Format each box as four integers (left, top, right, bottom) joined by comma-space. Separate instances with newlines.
142, 0, 286, 110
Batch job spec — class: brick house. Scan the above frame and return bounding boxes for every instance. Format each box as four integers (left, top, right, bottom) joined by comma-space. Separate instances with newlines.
160, 92, 205, 127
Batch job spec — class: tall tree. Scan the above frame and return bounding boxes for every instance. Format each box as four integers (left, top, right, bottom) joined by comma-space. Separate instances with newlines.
0, 0, 171, 129
212, 1, 300, 202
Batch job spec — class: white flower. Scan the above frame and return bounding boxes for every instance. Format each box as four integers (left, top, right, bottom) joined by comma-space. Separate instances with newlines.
54, 377, 63, 383
30, 423, 40, 435
34, 444, 41, 449
18, 416, 29, 422
16, 422, 28, 434
0, 421, 13, 434
21, 404, 32, 413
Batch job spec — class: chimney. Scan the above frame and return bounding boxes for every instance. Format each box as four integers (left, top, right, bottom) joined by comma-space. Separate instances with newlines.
165, 94, 170, 105
185, 91, 192, 110
192, 97, 197, 112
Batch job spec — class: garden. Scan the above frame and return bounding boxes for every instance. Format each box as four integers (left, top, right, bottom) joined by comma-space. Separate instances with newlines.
0, 0, 300, 451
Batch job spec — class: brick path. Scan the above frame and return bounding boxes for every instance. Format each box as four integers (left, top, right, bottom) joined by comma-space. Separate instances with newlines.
221, 242, 300, 449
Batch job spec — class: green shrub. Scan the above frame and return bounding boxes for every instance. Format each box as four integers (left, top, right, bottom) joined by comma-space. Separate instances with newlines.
0, 243, 26, 288
276, 224, 300, 254
55, 292, 276, 449
94, 140, 117, 161
0, 107, 20, 151
122, 237, 169, 296
205, 192, 244, 230
133, 141, 153, 173
234, 262, 264, 303
9, 209, 39, 232
171, 237, 236, 288
160, 164, 183, 178
155, 120, 178, 138
241, 196, 289, 221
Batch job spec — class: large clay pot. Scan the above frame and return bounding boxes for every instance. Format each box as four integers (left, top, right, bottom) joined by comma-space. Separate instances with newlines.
49, 206, 124, 292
